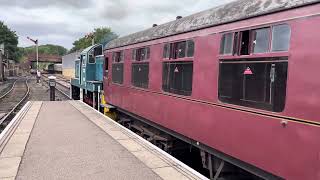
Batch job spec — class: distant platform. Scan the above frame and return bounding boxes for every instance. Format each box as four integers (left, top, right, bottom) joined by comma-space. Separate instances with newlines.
0, 101, 207, 180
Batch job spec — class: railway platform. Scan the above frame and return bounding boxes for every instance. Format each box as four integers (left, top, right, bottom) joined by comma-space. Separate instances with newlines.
0, 101, 207, 180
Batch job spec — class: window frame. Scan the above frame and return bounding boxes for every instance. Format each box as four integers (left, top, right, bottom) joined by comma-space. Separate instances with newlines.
220, 33, 234, 55
88, 50, 96, 64
271, 24, 291, 52
75, 60, 80, 79
162, 39, 195, 60
112, 50, 124, 63
111, 50, 125, 85
131, 62, 150, 89
219, 24, 291, 58
251, 27, 272, 55
162, 61, 194, 96
218, 58, 288, 112
132, 46, 151, 62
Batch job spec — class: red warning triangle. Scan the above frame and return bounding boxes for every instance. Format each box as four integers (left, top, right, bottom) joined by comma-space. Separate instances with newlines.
174, 67, 179, 73
244, 67, 253, 75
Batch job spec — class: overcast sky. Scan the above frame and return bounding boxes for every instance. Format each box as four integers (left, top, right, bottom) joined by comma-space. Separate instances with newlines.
0, 0, 235, 49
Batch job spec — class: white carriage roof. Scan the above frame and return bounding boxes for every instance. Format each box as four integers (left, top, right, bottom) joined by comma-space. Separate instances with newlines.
105, 0, 319, 49
81, 44, 102, 55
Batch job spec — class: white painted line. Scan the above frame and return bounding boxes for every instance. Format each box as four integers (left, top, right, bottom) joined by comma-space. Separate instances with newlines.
0, 102, 31, 144
77, 100, 209, 180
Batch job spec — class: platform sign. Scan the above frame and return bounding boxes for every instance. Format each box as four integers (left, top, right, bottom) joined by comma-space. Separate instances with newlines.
243, 67, 253, 75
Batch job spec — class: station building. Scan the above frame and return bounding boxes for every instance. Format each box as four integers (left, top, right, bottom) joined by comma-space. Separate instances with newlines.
62, 51, 81, 79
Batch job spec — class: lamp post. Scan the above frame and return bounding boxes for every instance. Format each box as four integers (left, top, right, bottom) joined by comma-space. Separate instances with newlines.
27, 37, 39, 82
27, 37, 39, 73
0, 43, 4, 82
85, 33, 95, 46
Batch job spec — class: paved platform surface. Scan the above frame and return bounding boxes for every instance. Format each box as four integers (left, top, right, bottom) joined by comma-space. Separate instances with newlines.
0, 101, 206, 180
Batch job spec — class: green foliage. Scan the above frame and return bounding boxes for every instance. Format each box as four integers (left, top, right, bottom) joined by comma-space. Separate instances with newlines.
0, 21, 19, 61
18, 44, 67, 62
23, 44, 67, 56
70, 27, 118, 53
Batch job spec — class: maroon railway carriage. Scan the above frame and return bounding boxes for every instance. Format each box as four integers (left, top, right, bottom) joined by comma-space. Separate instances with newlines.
103, 0, 320, 179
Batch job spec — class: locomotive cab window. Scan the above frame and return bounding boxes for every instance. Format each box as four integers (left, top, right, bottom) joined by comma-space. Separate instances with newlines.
112, 51, 124, 84
88, 51, 95, 64
218, 58, 288, 112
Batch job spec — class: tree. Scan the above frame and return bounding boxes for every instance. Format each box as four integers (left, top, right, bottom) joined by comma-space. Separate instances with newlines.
0, 21, 19, 61
23, 44, 67, 56
18, 44, 68, 62
70, 27, 118, 53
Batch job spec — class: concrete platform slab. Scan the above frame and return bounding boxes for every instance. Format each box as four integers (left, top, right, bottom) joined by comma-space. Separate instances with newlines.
0, 157, 21, 179
0, 101, 207, 180
154, 166, 190, 180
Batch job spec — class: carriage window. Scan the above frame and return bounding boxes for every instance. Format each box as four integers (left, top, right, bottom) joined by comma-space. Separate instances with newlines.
132, 49, 137, 60
162, 61, 193, 96
187, 40, 195, 57
272, 25, 291, 52
163, 40, 194, 59
175, 41, 187, 58
240, 30, 250, 55
112, 63, 124, 84
105, 58, 109, 76
220, 33, 233, 55
253, 28, 270, 54
132, 63, 149, 88
163, 44, 170, 58
133, 47, 150, 61
113, 51, 124, 62
218, 58, 288, 112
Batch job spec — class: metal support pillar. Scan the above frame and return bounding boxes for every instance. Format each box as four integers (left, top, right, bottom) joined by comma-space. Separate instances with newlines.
0, 53, 3, 82
69, 79, 72, 99
97, 85, 101, 112
80, 88, 83, 101
93, 91, 96, 109
0, 44, 4, 82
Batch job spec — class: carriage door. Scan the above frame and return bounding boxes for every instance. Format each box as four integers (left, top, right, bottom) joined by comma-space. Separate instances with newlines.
104, 57, 109, 86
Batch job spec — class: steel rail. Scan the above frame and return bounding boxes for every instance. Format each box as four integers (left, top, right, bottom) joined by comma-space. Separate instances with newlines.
0, 79, 30, 126
0, 80, 17, 99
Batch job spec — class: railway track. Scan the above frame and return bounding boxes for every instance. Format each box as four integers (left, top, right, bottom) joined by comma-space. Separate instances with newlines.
0, 78, 30, 133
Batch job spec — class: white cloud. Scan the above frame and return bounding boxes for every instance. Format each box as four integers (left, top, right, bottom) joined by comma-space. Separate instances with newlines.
0, 0, 235, 49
